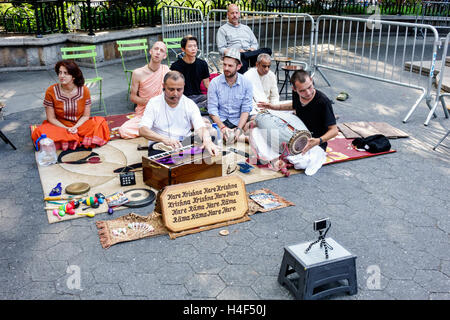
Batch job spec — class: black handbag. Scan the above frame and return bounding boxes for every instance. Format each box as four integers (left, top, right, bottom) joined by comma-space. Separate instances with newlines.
352, 134, 391, 153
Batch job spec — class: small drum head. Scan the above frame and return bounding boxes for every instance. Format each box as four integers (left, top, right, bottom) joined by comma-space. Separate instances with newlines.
289, 130, 311, 155
65, 182, 90, 195
122, 188, 156, 208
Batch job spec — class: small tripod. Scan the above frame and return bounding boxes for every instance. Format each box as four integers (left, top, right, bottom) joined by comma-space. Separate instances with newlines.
304, 223, 333, 259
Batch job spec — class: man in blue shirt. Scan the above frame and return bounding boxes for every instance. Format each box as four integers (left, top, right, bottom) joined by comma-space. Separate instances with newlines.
207, 48, 253, 143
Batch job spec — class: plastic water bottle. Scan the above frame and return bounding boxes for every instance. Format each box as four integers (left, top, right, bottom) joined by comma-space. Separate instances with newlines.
212, 123, 222, 149
35, 134, 57, 166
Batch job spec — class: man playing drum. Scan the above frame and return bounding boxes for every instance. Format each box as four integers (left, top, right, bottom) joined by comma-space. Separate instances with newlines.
258, 69, 338, 154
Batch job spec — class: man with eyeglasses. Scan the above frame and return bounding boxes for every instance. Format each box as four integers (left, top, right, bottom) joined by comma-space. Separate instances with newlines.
244, 53, 291, 115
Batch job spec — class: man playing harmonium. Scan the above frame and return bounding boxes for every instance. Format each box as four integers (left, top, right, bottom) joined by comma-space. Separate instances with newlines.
138, 71, 219, 157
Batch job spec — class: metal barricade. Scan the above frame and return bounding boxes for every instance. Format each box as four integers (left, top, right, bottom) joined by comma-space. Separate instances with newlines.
314, 15, 440, 124
161, 5, 205, 56
416, 1, 450, 36
205, 10, 315, 72
428, 32, 450, 130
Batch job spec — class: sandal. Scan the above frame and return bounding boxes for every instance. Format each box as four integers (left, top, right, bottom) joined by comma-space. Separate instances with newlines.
336, 92, 349, 101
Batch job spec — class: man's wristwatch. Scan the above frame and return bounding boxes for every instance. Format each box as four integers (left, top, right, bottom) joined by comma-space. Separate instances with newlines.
319, 137, 323, 145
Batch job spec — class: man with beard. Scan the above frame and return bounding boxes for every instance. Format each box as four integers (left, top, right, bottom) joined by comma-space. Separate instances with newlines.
138, 71, 219, 156
119, 41, 170, 139
262, 69, 338, 154
207, 48, 253, 144
217, 4, 272, 74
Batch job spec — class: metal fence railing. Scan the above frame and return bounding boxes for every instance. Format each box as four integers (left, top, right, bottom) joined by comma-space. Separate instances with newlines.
205, 9, 315, 72
427, 32, 450, 127
415, 1, 450, 37
314, 15, 440, 124
3, 0, 450, 37
161, 5, 205, 55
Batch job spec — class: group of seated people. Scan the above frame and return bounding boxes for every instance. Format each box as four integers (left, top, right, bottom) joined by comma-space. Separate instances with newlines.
32, 3, 338, 164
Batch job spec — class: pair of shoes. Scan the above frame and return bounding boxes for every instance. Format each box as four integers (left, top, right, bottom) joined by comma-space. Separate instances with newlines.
336, 92, 349, 101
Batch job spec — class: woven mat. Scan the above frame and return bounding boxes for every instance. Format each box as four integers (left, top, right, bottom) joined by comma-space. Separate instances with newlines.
96, 188, 295, 248
337, 122, 409, 139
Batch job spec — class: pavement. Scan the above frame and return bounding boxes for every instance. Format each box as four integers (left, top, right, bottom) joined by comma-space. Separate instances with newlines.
0, 57, 449, 301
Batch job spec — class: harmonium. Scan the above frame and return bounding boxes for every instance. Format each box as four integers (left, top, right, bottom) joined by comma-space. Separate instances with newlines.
142, 144, 222, 190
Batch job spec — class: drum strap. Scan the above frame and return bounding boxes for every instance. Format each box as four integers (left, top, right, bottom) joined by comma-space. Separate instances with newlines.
248, 120, 293, 177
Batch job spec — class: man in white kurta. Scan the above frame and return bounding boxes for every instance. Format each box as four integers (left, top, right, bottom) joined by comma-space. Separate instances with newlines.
139, 71, 218, 156
243, 53, 291, 116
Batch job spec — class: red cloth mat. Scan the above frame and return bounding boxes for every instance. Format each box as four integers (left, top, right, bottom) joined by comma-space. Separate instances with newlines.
324, 136, 395, 165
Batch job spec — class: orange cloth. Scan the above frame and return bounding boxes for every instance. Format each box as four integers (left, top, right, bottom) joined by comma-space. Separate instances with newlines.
119, 65, 169, 139
31, 84, 110, 150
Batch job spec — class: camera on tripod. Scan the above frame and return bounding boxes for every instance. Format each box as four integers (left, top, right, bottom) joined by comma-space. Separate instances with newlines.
313, 218, 330, 232
305, 218, 333, 259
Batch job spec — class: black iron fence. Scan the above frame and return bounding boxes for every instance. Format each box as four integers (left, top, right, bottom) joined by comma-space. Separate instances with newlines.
0, 0, 449, 36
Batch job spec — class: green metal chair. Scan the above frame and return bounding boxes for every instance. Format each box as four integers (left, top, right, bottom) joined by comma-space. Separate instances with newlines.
60, 45, 107, 116
162, 37, 183, 65
116, 39, 149, 98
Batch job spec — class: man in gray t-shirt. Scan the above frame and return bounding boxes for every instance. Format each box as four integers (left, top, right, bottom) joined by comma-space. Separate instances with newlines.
217, 4, 271, 74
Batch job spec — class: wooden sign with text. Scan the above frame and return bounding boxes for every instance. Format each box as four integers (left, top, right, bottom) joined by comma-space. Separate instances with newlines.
159, 176, 248, 232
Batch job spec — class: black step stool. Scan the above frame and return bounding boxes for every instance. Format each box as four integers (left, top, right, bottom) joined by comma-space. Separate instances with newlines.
278, 237, 357, 300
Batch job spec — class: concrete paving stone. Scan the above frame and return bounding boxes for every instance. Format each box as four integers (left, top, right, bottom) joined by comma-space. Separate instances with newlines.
0, 260, 33, 294
91, 262, 134, 284
385, 279, 430, 300
441, 260, 450, 277
251, 275, 292, 300
371, 205, 406, 220
68, 250, 108, 273
250, 238, 286, 257
403, 212, 438, 228
191, 235, 229, 254
46, 242, 83, 261
250, 255, 284, 277
188, 253, 228, 274
55, 269, 96, 295
157, 263, 194, 285
58, 225, 93, 243
127, 252, 167, 274
103, 241, 149, 263
351, 288, 394, 300
10, 281, 57, 300
210, 242, 258, 265
26, 256, 67, 282
185, 274, 226, 298
413, 270, 450, 293
141, 236, 175, 253
216, 286, 260, 300
429, 292, 450, 300
163, 244, 200, 263
146, 284, 191, 300
219, 264, 260, 286
79, 283, 124, 300
118, 273, 161, 297
223, 228, 258, 246
436, 217, 450, 234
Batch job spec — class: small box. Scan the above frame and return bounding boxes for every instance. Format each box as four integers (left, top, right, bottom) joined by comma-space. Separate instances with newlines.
142, 148, 222, 190
120, 172, 136, 186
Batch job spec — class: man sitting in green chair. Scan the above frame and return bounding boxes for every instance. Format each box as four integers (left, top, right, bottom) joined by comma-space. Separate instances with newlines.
170, 35, 210, 115
119, 41, 170, 139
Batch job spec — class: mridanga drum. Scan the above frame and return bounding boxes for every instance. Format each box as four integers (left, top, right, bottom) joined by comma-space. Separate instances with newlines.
254, 110, 311, 155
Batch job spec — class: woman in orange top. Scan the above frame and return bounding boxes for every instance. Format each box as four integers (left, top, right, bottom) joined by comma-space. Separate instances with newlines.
31, 60, 110, 150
